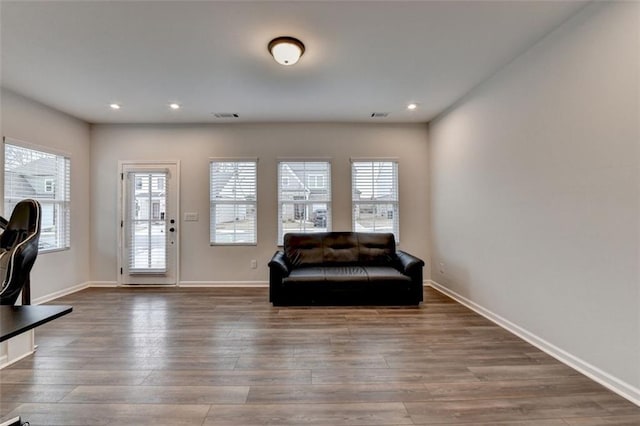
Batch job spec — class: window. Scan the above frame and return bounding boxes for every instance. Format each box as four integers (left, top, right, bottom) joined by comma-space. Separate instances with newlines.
352, 160, 399, 240
4, 140, 71, 251
278, 161, 331, 244
210, 159, 257, 245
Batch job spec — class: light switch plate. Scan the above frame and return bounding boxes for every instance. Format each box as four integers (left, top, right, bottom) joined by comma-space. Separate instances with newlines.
184, 212, 199, 222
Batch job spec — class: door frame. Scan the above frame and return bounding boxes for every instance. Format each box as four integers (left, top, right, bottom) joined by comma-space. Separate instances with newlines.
117, 160, 180, 286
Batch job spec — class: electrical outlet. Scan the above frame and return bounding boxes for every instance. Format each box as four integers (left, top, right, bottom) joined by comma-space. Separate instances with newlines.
250, 259, 257, 269
439, 262, 445, 275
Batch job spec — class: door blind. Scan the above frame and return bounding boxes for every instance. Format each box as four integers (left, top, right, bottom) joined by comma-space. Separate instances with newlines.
128, 172, 167, 273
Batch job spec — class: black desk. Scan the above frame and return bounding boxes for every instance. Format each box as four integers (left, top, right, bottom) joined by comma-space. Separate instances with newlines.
0, 305, 72, 342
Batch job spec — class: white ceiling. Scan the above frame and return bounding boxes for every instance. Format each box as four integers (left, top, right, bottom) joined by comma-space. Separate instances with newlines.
0, 1, 587, 124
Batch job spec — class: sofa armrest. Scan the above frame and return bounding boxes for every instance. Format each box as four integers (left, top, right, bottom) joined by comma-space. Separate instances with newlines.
268, 251, 290, 277
396, 250, 425, 276
268, 251, 290, 304
396, 250, 425, 303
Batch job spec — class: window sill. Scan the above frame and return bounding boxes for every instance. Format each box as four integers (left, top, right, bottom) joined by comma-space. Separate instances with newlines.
39, 247, 70, 255
210, 243, 257, 247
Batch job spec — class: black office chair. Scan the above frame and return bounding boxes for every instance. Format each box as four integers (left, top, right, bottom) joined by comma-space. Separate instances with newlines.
0, 199, 42, 305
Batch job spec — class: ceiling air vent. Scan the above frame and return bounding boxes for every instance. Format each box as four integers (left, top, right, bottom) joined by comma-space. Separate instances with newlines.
370, 112, 389, 118
213, 113, 239, 118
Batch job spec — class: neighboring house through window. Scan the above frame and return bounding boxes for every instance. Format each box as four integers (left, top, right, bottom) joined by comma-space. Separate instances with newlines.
307, 174, 325, 189
209, 159, 257, 245
278, 161, 331, 244
3, 139, 71, 251
44, 179, 54, 193
351, 160, 399, 241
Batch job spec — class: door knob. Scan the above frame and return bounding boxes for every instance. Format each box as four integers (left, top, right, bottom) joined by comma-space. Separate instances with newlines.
169, 227, 175, 232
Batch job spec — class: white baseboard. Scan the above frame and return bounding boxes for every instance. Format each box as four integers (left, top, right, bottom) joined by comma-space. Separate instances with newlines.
427, 280, 640, 407
179, 281, 268, 287
0, 348, 35, 369
88, 281, 118, 287
0, 416, 22, 426
31, 281, 90, 305
28, 280, 268, 302
90, 281, 268, 288
31, 281, 117, 304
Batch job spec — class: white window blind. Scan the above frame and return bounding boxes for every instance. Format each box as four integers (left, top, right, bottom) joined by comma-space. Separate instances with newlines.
210, 160, 257, 245
278, 161, 331, 244
127, 171, 167, 273
351, 160, 399, 240
4, 142, 71, 251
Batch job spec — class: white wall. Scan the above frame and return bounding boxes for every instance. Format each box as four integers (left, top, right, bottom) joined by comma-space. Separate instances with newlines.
429, 1, 639, 399
90, 123, 430, 283
0, 88, 91, 300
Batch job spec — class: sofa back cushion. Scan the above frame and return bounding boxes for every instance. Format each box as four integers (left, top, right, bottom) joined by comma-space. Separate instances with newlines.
322, 232, 359, 265
284, 233, 324, 267
358, 233, 396, 265
284, 232, 396, 267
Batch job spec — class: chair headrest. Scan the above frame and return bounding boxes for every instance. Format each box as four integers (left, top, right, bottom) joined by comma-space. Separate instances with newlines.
6, 199, 41, 233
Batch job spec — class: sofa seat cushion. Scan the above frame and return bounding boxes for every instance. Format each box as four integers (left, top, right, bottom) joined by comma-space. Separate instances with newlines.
284, 266, 368, 283
324, 266, 368, 282
282, 266, 410, 284
364, 266, 411, 282
284, 267, 326, 283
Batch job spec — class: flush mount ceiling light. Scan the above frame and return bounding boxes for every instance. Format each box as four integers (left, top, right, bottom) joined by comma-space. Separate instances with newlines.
407, 103, 418, 110
109, 103, 121, 110
169, 103, 181, 110
268, 36, 305, 66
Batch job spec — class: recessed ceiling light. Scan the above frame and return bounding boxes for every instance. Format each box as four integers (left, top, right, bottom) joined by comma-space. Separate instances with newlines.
407, 103, 418, 110
169, 103, 181, 110
109, 103, 121, 110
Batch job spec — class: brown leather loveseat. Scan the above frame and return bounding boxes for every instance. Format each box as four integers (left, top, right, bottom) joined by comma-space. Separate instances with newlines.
268, 232, 424, 306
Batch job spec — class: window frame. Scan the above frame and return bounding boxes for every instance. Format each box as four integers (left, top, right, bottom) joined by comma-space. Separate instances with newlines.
351, 159, 399, 242
277, 160, 332, 245
3, 137, 72, 253
209, 158, 258, 246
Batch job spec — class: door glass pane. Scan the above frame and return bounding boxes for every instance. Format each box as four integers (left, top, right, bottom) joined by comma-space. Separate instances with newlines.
129, 172, 167, 272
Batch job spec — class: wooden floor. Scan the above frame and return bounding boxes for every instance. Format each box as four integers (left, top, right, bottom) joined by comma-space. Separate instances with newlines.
1, 287, 638, 425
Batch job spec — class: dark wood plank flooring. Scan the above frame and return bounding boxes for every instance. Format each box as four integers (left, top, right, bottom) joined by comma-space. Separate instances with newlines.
1, 287, 638, 425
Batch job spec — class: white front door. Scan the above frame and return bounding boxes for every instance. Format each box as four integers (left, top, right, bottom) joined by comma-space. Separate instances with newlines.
119, 162, 179, 285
